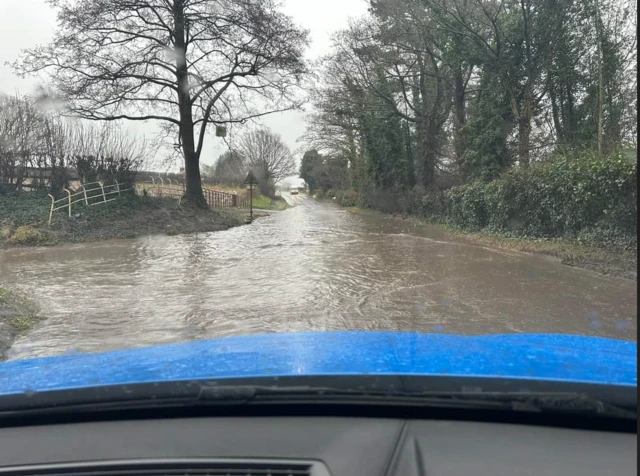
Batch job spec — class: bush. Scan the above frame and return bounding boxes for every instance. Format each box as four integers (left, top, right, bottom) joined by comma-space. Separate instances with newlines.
423, 150, 637, 247
340, 189, 358, 207
0, 192, 51, 227
0, 225, 12, 240
7, 226, 47, 245
396, 185, 426, 216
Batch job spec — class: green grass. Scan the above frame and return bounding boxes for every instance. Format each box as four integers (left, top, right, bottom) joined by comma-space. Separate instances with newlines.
0, 286, 41, 334
252, 195, 287, 210
1, 192, 249, 247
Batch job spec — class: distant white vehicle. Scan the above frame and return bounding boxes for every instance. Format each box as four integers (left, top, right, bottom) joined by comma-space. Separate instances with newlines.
290, 187, 299, 195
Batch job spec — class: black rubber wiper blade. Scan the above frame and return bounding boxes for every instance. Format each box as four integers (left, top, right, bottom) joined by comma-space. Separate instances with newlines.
198, 386, 636, 419
0, 385, 635, 420
395, 390, 637, 420
0, 385, 517, 417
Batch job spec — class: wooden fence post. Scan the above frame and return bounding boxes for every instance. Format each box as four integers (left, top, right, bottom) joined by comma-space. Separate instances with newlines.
48, 194, 55, 226
64, 188, 72, 216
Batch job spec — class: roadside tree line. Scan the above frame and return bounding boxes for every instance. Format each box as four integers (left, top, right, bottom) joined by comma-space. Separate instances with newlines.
301, 0, 637, 199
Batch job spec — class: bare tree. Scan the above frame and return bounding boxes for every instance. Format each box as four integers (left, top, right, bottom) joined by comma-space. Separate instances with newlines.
1, 93, 152, 195
213, 150, 248, 185
67, 122, 153, 187
238, 128, 295, 196
14, 0, 309, 206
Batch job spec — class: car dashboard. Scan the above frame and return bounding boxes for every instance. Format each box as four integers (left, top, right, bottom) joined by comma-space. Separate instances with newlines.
0, 416, 635, 475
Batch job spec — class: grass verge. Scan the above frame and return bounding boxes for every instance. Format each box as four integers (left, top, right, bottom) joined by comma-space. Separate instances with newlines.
252, 195, 287, 211
0, 191, 252, 248
0, 286, 41, 361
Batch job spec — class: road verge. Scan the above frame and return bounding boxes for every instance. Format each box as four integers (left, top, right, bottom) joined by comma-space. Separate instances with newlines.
0, 286, 41, 361
1, 193, 252, 248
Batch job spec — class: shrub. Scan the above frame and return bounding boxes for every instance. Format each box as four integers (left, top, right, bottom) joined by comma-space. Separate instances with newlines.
340, 189, 358, 207
0, 225, 12, 240
396, 185, 426, 215
422, 150, 637, 247
7, 226, 47, 245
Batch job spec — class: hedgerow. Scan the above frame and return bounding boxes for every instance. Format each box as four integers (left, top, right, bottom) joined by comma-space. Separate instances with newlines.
422, 151, 637, 248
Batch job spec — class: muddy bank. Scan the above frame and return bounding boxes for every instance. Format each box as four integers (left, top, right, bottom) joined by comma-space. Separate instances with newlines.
1, 194, 253, 248
0, 286, 41, 361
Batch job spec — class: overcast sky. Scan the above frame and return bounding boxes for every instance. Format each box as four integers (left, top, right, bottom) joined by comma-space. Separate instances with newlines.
0, 0, 368, 169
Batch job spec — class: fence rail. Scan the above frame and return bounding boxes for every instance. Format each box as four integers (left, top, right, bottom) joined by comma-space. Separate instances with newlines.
48, 181, 133, 226
49, 179, 248, 225
140, 178, 248, 208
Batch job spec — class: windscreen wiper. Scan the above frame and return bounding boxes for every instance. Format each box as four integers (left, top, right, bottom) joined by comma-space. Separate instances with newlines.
0, 385, 635, 421
193, 386, 637, 419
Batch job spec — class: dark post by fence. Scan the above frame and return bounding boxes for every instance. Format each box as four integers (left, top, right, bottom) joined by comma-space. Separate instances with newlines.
243, 171, 258, 223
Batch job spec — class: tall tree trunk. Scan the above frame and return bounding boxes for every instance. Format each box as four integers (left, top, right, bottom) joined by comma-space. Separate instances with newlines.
453, 66, 467, 167
517, 117, 531, 166
549, 81, 564, 142
417, 119, 437, 187
595, 0, 604, 156
403, 121, 416, 187
517, 90, 533, 166
173, 0, 206, 206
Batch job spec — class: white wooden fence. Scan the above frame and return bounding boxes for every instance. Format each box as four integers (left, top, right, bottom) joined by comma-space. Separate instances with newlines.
48, 181, 134, 226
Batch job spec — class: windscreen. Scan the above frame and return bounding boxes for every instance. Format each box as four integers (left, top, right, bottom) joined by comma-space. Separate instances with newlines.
0, 0, 636, 393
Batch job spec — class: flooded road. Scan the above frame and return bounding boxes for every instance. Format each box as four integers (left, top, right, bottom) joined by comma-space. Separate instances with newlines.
1, 194, 636, 360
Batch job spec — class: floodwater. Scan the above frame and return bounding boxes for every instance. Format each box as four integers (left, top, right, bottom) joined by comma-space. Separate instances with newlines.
0, 194, 636, 360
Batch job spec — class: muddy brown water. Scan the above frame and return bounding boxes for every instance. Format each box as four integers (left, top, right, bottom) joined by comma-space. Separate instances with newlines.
0, 195, 636, 360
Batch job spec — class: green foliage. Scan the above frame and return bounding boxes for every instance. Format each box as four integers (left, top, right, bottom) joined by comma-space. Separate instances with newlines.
6, 226, 48, 245
0, 192, 51, 227
334, 189, 358, 207
423, 151, 637, 248
300, 150, 350, 194
0, 286, 41, 332
357, 77, 413, 190
299, 150, 323, 193
252, 195, 287, 210
460, 74, 513, 182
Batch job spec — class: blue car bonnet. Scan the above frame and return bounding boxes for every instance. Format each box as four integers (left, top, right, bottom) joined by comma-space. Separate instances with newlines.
0, 332, 636, 396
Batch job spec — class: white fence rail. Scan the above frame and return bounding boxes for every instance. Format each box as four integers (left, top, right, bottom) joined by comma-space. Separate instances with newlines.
48, 181, 134, 226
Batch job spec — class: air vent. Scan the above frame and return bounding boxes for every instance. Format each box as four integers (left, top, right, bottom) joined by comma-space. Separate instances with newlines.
0, 458, 331, 476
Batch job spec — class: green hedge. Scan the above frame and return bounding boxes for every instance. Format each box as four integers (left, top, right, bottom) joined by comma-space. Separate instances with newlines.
423, 151, 637, 248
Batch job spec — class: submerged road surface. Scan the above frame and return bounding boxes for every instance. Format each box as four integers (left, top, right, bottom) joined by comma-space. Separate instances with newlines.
0, 194, 636, 360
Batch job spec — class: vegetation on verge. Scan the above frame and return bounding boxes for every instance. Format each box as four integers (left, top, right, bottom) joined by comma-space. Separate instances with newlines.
439, 226, 637, 280
0, 286, 41, 361
422, 151, 637, 250
0, 192, 249, 248
316, 150, 637, 279
252, 195, 288, 211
